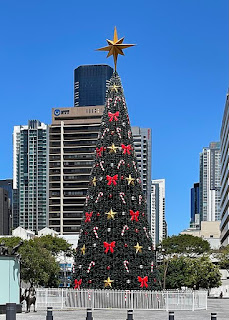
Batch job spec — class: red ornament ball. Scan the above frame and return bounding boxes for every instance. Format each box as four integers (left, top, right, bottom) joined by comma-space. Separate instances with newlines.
96, 163, 99, 167
142, 213, 145, 217
85, 231, 88, 235
96, 212, 100, 217
111, 131, 114, 135
109, 194, 113, 199
124, 243, 128, 248
106, 266, 111, 270
154, 278, 157, 283
121, 176, 124, 180
135, 229, 139, 233
88, 280, 92, 284
127, 163, 130, 167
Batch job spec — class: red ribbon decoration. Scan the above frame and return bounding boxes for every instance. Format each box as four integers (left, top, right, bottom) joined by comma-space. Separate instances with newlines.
96, 147, 104, 157
108, 111, 119, 122
103, 241, 116, 253
138, 276, 148, 288
74, 279, 82, 289
106, 175, 118, 186
85, 211, 93, 223
130, 210, 139, 222
121, 144, 132, 155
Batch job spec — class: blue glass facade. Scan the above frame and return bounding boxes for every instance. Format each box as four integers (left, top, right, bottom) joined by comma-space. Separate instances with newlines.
74, 65, 113, 107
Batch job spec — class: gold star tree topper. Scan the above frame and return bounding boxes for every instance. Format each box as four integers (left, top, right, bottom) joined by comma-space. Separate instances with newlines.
97, 27, 135, 71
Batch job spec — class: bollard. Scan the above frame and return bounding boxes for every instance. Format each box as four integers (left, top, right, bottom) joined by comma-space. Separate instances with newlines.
86, 308, 93, 320
126, 309, 134, 320
169, 311, 175, 320
46, 307, 53, 320
211, 313, 217, 320
6, 303, 16, 320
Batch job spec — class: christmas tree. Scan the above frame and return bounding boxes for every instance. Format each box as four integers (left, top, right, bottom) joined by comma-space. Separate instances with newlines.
73, 28, 160, 290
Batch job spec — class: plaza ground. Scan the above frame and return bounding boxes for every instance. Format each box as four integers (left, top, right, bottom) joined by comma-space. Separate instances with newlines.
0, 299, 228, 319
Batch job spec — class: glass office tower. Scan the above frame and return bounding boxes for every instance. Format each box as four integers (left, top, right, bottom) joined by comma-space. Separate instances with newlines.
74, 65, 113, 107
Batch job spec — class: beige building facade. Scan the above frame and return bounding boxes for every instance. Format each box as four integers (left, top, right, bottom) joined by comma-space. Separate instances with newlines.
181, 221, 221, 249
49, 106, 104, 234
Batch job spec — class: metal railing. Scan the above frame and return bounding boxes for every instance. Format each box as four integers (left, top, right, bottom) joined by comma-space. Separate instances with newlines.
34, 289, 207, 311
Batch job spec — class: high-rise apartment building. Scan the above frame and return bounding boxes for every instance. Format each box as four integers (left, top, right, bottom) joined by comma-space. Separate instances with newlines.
190, 182, 200, 228
13, 120, 49, 232
199, 142, 221, 222
132, 127, 152, 223
74, 65, 113, 107
0, 188, 10, 235
220, 93, 229, 246
49, 106, 104, 234
151, 179, 166, 247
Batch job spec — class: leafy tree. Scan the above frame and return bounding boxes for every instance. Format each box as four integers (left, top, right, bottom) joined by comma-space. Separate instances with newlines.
193, 257, 221, 289
19, 241, 60, 287
32, 235, 73, 256
159, 234, 210, 255
0, 237, 22, 251
159, 256, 221, 289
0, 236, 72, 287
217, 245, 229, 271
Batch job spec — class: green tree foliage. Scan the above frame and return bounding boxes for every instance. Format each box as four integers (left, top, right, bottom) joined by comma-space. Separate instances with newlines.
217, 245, 229, 271
32, 235, 73, 256
160, 234, 210, 255
159, 256, 221, 289
0, 237, 22, 250
1, 236, 73, 287
19, 241, 60, 287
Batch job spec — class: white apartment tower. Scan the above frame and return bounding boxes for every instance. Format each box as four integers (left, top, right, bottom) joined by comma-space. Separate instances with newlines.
13, 120, 49, 232
199, 142, 221, 222
151, 179, 166, 247
132, 127, 152, 223
220, 93, 229, 246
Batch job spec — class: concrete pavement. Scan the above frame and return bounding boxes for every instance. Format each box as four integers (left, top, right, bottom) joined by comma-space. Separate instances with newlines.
0, 299, 228, 320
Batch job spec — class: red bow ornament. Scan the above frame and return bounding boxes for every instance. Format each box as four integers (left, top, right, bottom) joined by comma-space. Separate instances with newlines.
104, 241, 116, 253
74, 279, 82, 289
138, 276, 148, 288
85, 211, 93, 223
96, 147, 104, 157
121, 144, 132, 155
108, 111, 119, 122
130, 210, 139, 222
106, 175, 118, 186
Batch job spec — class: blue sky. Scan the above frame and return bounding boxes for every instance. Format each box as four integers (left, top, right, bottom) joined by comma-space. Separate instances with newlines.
0, 0, 228, 235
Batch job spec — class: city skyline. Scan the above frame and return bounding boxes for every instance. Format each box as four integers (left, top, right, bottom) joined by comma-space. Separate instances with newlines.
0, 1, 228, 235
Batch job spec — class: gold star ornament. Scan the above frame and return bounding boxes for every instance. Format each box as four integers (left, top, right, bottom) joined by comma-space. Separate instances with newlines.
134, 242, 143, 254
108, 143, 118, 153
104, 277, 114, 288
92, 177, 97, 186
126, 174, 135, 185
97, 27, 135, 71
105, 208, 117, 220
81, 244, 86, 255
